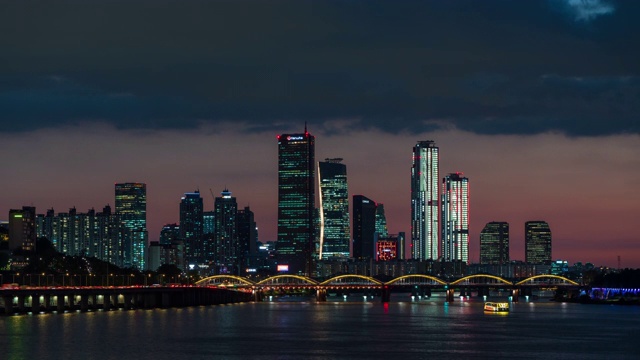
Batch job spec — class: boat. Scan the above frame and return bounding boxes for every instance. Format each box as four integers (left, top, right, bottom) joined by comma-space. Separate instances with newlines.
484, 302, 509, 312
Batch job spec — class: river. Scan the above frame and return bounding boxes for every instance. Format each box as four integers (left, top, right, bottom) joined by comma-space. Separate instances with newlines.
1, 295, 639, 359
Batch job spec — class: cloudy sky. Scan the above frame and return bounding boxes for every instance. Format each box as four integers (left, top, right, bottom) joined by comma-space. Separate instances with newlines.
1, 0, 639, 267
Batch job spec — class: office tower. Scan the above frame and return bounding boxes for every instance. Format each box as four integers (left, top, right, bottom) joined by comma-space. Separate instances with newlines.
8, 206, 36, 251
115, 182, 148, 269
525, 221, 552, 264
318, 158, 350, 259
441, 173, 469, 264
276, 128, 315, 275
237, 206, 257, 273
411, 140, 439, 260
180, 190, 204, 267
480, 222, 509, 265
375, 203, 389, 239
214, 188, 238, 273
353, 195, 377, 260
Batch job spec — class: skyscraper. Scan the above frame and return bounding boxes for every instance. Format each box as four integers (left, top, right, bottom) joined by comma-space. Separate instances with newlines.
180, 190, 204, 267
236, 206, 257, 273
277, 128, 315, 275
411, 140, 439, 260
115, 182, 147, 269
441, 173, 469, 264
525, 221, 552, 264
375, 203, 388, 239
480, 222, 509, 265
214, 188, 238, 273
353, 195, 377, 260
318, 158, 350, 259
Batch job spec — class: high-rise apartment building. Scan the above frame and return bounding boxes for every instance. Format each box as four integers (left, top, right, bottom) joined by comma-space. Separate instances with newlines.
353, 195, 377, 260
115, 182, 148, 269
411, 140, 439, 260
525, 221, 552, 264
214, 189, 238, 273
318, 158, 350, 259
276, 128, 315, 275
203, 211, 215, 236
441, 173, 469, 264
180, 190, 204, 267
160, 223, 180, 245
96, 205, 122, 266
480, 222, 509, 265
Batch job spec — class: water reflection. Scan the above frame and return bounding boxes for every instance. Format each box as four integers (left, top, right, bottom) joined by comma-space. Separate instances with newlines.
1, 299, 639, 359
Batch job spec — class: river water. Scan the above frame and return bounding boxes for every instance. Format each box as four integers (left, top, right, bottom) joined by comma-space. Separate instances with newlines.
1, 295, 639, 359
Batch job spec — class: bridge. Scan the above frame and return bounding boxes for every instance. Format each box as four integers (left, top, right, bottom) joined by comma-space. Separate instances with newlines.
0, 285, 253, 316
195, 274, 581, 302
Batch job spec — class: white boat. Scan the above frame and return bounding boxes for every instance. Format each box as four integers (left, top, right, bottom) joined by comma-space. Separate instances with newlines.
484, 302, 509, 312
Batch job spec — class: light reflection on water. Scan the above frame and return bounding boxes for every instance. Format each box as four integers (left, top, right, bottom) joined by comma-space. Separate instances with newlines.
0, 298, 639, 359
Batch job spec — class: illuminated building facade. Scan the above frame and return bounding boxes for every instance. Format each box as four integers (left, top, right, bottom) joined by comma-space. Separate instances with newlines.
277, 129, 315, 275
180, 190, 204, 267
115, 182, 148, 269
411, 140, 439, 260
353, 195, 377, 260
214, 189, 238, 273
441, 173, 469, 264
375, 204, 388, 239
480, 222, 509, 265
318, 158, 350, 259
376, 237, 398, 261
525, 221, 552, 264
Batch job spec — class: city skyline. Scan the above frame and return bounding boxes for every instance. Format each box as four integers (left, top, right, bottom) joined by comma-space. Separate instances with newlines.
2, 128, 638, 268
1, 1, 639, 268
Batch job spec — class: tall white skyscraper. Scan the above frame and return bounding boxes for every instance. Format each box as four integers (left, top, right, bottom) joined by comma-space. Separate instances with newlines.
441, 173, 469, 264
411, 140, 439, 260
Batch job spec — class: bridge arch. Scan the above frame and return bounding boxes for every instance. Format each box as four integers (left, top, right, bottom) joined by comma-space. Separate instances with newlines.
320, 275, 383, 286
256, 275, 319, 286
515, 275, 579, 286
451, 274, 512, 285
385, 274, 447, 286
195, 275, 255, 287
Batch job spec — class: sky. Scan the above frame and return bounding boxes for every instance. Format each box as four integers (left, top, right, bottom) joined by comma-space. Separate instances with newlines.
1, 0, 639, 268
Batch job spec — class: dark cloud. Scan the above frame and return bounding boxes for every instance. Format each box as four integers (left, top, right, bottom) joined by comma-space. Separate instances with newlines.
1, 0, 639, 135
